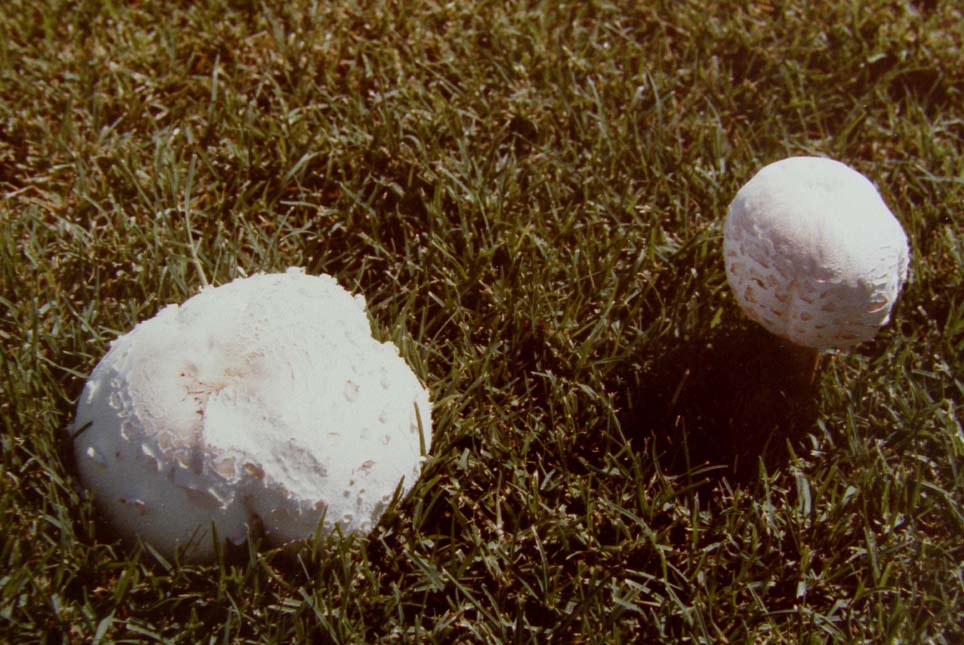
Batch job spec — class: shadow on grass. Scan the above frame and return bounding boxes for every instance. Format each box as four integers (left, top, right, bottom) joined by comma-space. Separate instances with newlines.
618, 325, 820, 484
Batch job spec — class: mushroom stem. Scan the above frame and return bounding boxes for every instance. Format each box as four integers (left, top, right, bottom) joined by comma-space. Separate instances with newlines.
808, 350, 821, 385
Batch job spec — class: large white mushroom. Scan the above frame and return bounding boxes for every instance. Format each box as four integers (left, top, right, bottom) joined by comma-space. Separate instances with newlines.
723, 156, 909, 349
70, 268, 432, 562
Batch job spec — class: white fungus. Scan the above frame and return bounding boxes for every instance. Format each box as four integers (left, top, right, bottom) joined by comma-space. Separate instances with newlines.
70, 268, 432, 562
723, 156, 910, 349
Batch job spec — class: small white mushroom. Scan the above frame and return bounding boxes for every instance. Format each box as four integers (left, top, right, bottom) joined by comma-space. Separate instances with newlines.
723, 156, 910, 349
70, 268, 432, 562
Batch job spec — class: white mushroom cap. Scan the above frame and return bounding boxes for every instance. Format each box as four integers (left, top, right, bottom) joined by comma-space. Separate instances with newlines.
723, 156, 910, 349
71, 268, 432, 561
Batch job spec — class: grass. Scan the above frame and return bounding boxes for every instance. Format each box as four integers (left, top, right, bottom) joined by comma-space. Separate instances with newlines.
2, 0, 963, 641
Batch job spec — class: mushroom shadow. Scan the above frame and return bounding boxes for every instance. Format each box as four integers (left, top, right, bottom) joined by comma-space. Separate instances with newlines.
617, 325, 820, 484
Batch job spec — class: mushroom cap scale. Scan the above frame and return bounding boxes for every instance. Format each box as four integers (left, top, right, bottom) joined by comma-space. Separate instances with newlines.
71, 268, 432, 561
723, 156, 909, 349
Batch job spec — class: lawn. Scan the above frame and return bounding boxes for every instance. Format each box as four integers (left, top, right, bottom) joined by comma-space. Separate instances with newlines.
1, 0, 963, 641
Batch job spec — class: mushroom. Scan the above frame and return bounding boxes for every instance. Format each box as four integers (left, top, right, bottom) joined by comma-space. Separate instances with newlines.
70, 268, 432, 562
723, 156, 909, 349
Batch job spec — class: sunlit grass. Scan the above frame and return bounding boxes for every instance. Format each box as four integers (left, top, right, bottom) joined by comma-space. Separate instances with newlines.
2, 0, 962, 641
